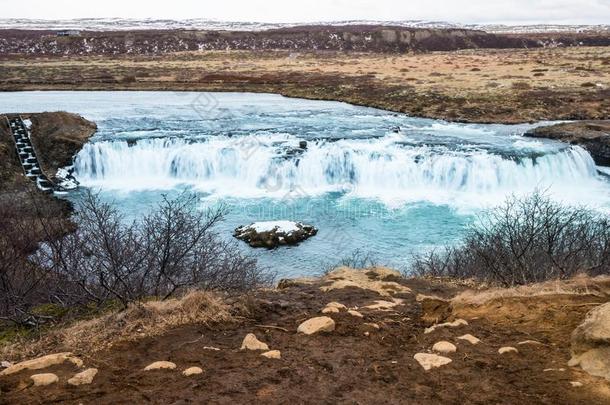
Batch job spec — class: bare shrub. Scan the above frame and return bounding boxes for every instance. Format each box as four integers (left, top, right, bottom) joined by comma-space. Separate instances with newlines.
321, 249, 379, 275
0, 193, 71, 326
0, 191, 271, 327
33, 191, 271, 309
412, 192, 610, 287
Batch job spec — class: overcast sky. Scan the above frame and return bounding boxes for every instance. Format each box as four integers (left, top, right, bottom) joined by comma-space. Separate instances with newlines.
3, 0, 610, 24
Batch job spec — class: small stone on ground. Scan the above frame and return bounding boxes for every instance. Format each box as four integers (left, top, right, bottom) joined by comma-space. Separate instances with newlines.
183, 367, 203, 376
424, 319, 468, 334
144, 361, 177, 371
433, 341, 457, 354
457, 334, 481, 345
348, 310, 364, 318
498, 347, 519, 355
297, 317, 336, 335
31, 373, 59, 386
414, 353, 452, 371
240, 333, 270, 351
261, 350, 282, 359
68, 368, 98, 386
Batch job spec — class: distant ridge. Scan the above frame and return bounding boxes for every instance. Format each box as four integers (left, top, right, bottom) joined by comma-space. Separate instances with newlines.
0, 18, 608, 34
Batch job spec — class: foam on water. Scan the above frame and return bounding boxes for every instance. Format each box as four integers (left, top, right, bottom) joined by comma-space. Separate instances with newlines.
73, 134, 607, 210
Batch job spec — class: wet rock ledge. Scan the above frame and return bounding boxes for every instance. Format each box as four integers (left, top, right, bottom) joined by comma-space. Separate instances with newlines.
234, 221, 318, 249
525, 121, 610, 166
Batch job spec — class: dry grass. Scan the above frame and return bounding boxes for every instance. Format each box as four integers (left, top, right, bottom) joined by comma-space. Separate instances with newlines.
0, 291, 233, 361
451, 274, 610, 306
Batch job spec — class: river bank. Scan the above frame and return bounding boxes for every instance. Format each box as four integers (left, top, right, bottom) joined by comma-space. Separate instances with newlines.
1, 46, 608, 124
0, 112, 96, 240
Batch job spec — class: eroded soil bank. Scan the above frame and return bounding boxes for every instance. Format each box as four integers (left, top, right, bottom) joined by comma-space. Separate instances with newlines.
1, 269, 609, 404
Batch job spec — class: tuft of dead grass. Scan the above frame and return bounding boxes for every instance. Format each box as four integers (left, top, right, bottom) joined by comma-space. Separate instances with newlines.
451, 274, 610, 306
0, 291, 232, 361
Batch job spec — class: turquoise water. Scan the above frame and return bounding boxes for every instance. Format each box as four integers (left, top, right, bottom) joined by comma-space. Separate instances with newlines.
2, 91, 610, 277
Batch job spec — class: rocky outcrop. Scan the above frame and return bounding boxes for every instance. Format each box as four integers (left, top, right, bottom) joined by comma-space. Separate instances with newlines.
2, 27, 609, 57
0, 27, 534, 57
525, 121, 610, 166
569, 302, 610, 380
234, 221, 317, 249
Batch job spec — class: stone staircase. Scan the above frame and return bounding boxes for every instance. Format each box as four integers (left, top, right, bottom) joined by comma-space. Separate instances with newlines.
5, 116, 55, 193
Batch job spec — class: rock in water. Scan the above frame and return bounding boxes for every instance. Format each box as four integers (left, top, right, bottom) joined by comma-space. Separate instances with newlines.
569, 302, 610, 381
240, 333, 270, 351
234, 221, 317, 249
297, 317, 336, 335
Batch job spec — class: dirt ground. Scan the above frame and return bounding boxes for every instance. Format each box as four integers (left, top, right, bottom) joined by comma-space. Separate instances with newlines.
1, 47, 608, 123
1, 270, 609, 404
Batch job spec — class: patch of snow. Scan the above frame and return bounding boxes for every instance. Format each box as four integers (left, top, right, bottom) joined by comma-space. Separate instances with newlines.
23, 119, 32, 129
250, 221, 300, 233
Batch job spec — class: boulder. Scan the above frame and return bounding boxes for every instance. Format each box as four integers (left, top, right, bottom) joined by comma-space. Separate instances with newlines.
182, 367, 204, 376
348, 310, 364, 318
297, 317, 336, 335
413, 353, 452, 371
68, 368, 98, 386
234, 221, 317, 249
144, 361, 177, 371
240, 333, 270, 351
31, 373, 59, 386
432, 341, 457, 354
0, 352, 83, 376
569, 303, 610, 381
261, 350, 282, 359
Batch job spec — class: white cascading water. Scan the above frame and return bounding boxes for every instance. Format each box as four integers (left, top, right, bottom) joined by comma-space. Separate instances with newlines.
73, 133, 606, 208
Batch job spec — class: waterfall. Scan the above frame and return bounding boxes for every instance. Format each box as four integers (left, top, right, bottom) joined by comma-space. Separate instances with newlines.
73, 134, 606, 207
